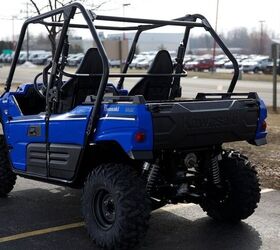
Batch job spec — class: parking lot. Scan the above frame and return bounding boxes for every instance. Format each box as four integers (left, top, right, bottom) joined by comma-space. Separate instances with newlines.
0, 177, 278, 250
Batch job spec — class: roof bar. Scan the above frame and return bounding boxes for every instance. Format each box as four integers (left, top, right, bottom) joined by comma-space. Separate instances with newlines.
38, 21, 140, 31
96, 15, 205, 28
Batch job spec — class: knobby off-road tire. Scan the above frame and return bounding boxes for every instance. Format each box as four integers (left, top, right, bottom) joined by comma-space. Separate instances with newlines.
200, 150, 261, 223
0, 135, 16, 197
82, 163, 151, 250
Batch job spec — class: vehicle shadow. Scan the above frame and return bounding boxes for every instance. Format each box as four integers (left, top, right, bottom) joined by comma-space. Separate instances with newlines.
0, 187, 262, 250
142, 208, 262, 250
0, 186, 82, 236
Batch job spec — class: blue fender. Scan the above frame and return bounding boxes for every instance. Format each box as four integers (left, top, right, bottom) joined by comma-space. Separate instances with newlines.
94, 103, 153, 159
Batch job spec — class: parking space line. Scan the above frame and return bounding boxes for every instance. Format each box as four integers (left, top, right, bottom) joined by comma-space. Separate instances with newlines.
261, 188, 275, 194
0, 189, 275, 244
162, 203, 195, 211
0, 222, 85, 243
162, 188, 275, 212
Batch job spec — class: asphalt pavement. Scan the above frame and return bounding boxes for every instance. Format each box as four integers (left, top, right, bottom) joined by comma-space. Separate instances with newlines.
0, 177, 279, 250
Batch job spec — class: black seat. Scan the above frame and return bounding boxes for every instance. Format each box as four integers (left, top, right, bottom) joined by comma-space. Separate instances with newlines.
58, 48, 103, 113
129, 50, 173, 101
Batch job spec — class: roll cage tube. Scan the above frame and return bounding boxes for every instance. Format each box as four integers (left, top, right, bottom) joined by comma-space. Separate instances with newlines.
117, 15, 192, 90
4, 2, 110, 149
170, 15, 197, 99
93, 14, 239, 92
191, 14, 239, 93
4, 4, 239, 140
32, 12, 239, 93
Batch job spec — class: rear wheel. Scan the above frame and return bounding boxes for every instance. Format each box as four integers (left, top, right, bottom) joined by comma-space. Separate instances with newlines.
82, 163, 150, 250
200, 150, 260, 222
0, 135, 16, 197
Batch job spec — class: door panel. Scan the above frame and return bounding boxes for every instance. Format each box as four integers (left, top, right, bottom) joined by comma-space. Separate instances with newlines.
27, 143, 82, 180
27, 143, 47, 176
47, 105, 91, 179
7, 116, 46, 171
49, 144, 82, 179
48, 106, 91, 145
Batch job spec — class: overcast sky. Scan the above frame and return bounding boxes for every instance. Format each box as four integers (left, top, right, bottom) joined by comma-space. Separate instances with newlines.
0, 0, 280, 40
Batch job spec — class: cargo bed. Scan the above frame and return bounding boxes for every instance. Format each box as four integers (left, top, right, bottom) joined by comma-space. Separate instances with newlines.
148, 93, 262, 150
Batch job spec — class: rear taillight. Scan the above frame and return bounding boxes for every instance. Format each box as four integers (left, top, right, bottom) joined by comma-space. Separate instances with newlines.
135, 132, 145, 142
261, 120, 267, 132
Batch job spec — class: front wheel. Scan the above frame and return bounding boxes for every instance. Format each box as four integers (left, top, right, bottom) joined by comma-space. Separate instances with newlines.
200, 150, 261, 223
82, 163, 150, 250
0, 135, 16, 197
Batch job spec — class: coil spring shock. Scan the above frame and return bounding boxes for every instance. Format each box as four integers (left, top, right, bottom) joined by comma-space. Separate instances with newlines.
146, 163, 160, 194
210, 155, 221, 185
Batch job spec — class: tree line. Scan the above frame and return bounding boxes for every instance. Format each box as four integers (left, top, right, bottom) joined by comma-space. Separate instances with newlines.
189, 27, 273, 55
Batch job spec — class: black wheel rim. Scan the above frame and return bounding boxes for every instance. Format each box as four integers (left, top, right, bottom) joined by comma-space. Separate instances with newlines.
93, 188, 116, 230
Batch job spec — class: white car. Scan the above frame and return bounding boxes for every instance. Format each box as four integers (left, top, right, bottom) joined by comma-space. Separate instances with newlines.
242, 57, 271, 73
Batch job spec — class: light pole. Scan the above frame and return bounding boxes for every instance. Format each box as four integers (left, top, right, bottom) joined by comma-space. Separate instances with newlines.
120, 3, 131, 71
122, 3, 131, 40
212, 0, 220, 71
20, 2, 31, 61
259, 20, 265, 55
12, 16, 16, 49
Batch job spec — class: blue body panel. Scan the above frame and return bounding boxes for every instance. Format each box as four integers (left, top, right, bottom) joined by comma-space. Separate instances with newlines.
48, 106, 91, 145
95, 103, 153, 153
0, 84, 153, 172
0, 83, 267, 173
2, 93, 46, 170
255, 99, 268, 140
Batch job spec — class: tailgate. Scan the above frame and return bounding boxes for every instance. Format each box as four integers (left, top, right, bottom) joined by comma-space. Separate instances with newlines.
149, 96, 259, 150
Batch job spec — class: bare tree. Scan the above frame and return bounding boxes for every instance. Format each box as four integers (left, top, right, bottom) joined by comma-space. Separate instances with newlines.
30, 0, 110, 56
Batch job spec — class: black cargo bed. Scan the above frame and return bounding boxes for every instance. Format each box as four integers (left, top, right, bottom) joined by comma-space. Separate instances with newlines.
148, 93, 259, 150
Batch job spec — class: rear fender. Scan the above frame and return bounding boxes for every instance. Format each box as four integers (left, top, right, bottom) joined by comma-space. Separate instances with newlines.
94, 103, 153, 160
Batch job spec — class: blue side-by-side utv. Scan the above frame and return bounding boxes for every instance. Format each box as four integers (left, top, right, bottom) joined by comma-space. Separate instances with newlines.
0, 3, 267, 249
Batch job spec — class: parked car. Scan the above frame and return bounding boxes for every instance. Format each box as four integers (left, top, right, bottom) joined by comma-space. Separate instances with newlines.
109, 59, 121, 68
27, 51, 47, 63
18, 52, 28, 64
32, 52, 52, 65
214, 59, 229, 68
184, 58, 214, 71
224, 59, 244, 70
135, 56, 154, 69
129, 55, 146, 68
67, 53, 84, 66
3, 54, 13, 64
0, 53, 6, 63
242, 57, 271, 73
262, 59, 280, 74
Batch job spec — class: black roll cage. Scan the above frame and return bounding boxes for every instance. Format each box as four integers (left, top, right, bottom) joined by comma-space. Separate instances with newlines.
4, 2, 240, 148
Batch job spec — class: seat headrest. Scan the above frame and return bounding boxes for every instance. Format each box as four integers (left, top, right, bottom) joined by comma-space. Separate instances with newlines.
76, 48, 103, 74
148, 50, 173, 73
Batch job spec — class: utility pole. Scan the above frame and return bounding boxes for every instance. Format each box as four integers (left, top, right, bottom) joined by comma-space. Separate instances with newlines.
120, 3, 131, 71
122, 3, 130, 40
20, 2, 31, 61
272, 43, 278, 111
259, 20, 265, 55
0, 16, 21, 49
212, 0, 219, 71
12, 16, 16, 49
26, 2, 30, 61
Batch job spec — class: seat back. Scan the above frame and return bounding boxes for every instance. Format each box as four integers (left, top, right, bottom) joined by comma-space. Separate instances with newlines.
58, 48, 103, 113
129, 50, 173, 100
